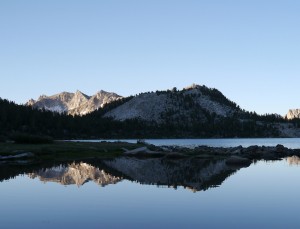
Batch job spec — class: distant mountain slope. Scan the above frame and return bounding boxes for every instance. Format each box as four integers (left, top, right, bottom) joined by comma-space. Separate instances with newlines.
27, 90, 122, 116
104, 84, 240, 123
286, 109, 300, 120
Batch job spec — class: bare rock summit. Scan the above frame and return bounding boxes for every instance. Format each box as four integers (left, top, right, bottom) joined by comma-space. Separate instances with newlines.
27, 90, 122, 116
286, 109, 300, 120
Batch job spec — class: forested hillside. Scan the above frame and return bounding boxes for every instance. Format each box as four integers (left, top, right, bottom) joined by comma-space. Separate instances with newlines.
1, 90, 297, 140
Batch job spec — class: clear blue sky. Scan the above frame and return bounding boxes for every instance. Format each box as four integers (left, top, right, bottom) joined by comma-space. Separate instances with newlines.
1, 0, 300, 115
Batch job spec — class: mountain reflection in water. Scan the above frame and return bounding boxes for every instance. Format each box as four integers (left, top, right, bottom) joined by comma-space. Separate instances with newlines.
287, 156, 300, 166
2, 156, 300, 228
0, 157, 255, 192
2, 156, 299, 192
28, 163, 122, 187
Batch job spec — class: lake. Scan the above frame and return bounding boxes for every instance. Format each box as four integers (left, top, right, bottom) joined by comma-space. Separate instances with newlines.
78, 138, 300, 149
2, 139, 300, 228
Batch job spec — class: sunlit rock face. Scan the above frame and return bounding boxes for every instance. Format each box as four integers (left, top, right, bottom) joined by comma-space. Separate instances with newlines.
104, 84, 239, 123
28, 162, 122, 187
26, 90, 122, 116
286, 109, 300, 120
103, 157, 237, 192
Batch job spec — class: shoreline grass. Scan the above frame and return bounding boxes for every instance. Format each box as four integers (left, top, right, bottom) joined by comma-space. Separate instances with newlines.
0, 141, 144, 160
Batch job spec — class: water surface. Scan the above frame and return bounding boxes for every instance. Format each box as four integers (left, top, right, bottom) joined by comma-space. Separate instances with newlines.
76, 138, 300, 149
1, 156, 300, 228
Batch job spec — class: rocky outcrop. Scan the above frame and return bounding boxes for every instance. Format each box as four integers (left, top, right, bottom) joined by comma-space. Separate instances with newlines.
26, 90, 122, 116
286, 109, 300, 120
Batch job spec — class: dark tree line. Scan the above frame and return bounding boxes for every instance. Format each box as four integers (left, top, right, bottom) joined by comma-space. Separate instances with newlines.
0, 93, 297, 141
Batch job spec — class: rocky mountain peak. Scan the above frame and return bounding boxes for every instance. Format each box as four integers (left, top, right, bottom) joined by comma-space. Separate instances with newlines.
286, 109, 300, 120
38, 95, 48, 100
27, 90, 122, 116
54, 92, 74, 103
69, 91, 90, 110
184, 83, 201, 90
75, 90, 88, 97
26, 99, 36, 106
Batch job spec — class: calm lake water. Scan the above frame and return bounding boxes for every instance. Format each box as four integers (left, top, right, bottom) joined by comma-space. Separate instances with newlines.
1, 156, 300, 228
2, 138, 300, 228
79, 138, 300, 149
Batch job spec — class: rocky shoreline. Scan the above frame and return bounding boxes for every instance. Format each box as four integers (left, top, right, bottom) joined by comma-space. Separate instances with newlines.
123, 144, 300, 167
1, 142, 299, 167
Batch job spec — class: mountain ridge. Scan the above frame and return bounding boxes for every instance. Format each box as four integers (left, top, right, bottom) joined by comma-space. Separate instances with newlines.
2, 83, 297, 139
103, 84, 241, 124
27, 90, 122, 116
27, 84, 242, 123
